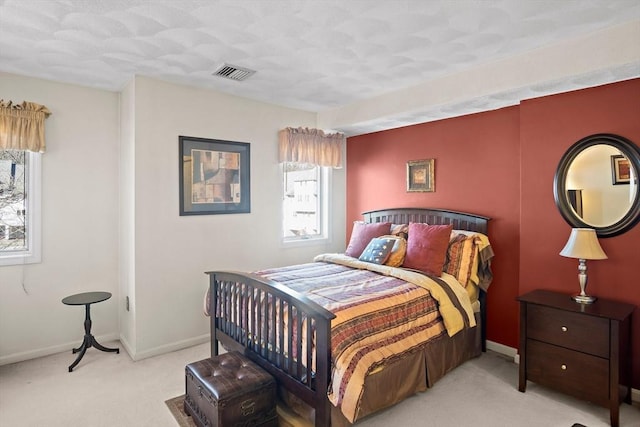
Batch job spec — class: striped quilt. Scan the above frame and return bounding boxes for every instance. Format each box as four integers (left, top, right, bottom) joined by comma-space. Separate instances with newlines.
254, 253, 476, 423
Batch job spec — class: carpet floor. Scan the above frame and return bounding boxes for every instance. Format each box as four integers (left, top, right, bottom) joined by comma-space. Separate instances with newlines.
2, 342, 639, 426
161, 347, 640, 427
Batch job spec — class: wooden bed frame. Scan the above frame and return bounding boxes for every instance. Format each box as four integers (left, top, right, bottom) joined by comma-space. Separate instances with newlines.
206, 208, 490, 427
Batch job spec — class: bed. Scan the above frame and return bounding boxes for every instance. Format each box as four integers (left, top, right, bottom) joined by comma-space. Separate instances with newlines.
205, 207, 493, 426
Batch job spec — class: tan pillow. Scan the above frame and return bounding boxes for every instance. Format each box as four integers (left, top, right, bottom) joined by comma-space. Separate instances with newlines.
444, 234, 477, 286
381, 235, 407, 267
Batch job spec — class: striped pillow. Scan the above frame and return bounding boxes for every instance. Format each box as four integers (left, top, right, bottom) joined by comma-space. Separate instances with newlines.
390, 223, 409, 240
444, 234, 477, 287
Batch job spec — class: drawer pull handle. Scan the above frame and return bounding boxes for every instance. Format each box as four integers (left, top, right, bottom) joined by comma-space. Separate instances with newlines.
561, 326, 567, 332
561, 364, 567, 370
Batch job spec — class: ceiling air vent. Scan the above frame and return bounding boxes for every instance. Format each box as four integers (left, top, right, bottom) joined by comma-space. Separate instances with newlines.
212, 63, 256, 81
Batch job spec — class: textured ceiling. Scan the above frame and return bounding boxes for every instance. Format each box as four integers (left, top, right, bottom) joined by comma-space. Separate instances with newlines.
1, 0, 639, 135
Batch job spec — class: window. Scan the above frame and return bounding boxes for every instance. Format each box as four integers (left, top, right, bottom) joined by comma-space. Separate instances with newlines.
282, 162, 329, 242
0, 149, 41, 266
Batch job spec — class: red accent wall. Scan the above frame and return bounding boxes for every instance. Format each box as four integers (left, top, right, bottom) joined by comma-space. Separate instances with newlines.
519, 79, 640, 387
346, 78, 640, 387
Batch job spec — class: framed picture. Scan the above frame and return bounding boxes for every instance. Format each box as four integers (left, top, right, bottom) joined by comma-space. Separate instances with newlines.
179, 136, 250, 215
407, 159, 435, 192
611, 154, 630, 185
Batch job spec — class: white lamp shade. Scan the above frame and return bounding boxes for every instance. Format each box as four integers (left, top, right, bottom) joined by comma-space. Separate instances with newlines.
560, 228, 608, 260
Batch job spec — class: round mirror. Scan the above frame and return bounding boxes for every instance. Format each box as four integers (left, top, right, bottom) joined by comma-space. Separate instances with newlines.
554, 133, 640, 238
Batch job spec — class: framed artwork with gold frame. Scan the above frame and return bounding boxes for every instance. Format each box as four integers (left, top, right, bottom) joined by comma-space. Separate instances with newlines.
407, 159, 434, 192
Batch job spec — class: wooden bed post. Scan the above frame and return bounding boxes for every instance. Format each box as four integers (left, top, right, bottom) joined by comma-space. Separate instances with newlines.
210, 274, 219, 357
314, 315, 332, 427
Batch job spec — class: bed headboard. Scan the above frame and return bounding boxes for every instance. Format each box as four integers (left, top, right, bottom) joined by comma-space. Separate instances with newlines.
363, 207, 489, 234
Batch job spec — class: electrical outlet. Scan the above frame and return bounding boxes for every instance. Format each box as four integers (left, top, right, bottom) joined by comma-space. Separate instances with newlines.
125, 296, 130, 311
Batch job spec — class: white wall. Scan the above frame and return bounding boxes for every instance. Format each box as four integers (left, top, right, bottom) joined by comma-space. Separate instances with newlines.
0, 73, 347, 364
0, 72, 120, 364
121, 76, 346, 359
118, 79, 137, 354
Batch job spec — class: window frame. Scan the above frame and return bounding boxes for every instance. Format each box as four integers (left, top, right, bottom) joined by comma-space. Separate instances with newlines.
281, 163, 331, 246
0, 150, 41, 266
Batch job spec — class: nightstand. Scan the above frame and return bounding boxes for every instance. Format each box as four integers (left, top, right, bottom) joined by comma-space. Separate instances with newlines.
517, 290, 634, 427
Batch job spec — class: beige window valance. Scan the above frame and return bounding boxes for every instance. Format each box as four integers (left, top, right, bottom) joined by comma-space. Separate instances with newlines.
278, 127, 345, 168
0, 100, 51, 153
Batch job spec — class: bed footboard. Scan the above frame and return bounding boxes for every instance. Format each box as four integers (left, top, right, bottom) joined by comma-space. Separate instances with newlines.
207, 271, 336, 427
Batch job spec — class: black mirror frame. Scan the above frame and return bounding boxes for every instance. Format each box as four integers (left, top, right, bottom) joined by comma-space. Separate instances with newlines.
553, 133, 640, 238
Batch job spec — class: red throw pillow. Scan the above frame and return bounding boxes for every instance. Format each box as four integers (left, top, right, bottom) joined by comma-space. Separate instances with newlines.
403, 223, 453, 276
345, 221, 391, 258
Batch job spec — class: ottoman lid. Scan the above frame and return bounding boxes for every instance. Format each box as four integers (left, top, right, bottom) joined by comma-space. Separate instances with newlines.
188, 352, 274, 401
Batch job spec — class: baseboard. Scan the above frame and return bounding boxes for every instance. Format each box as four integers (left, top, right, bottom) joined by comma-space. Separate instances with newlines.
127, 333, 210, 361
485, 340, 639, 404
0, 332, 119, 366
486, 339, 519, 363
118, 333, 134, 359
1, 333, 210, 366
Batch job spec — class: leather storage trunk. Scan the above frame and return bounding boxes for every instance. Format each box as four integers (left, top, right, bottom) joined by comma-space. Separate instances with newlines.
185, 352, 277, 427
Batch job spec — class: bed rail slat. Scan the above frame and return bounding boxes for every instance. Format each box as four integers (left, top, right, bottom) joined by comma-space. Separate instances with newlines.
270, 295, 277, 361
296, 309, 303, 381
306, 317, 313, 389
277, 298, 284, 369
287, 303, 293, 374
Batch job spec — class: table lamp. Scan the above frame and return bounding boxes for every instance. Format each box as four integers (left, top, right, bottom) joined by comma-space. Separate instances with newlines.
559, 228, 607, 304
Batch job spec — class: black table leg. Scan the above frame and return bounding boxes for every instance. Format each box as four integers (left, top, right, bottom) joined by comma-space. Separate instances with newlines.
68, 303, 119, 372
72, 342, 84, 354
91, 337, 119, 353
68, 336, 88, 372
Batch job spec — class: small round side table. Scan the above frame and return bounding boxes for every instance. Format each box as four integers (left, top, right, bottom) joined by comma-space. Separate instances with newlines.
62, 291, 119, 372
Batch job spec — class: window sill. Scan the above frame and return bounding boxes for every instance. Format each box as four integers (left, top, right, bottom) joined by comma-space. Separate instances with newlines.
0, 251, 41, 267
281, 236, 330, 248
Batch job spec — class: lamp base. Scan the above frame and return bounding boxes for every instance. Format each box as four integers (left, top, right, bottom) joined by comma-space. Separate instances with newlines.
572, 294, 597, 304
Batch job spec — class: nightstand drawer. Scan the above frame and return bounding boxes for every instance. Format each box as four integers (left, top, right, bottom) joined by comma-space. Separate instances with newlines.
526, 304, 609, 357
526, 339, 608, 404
